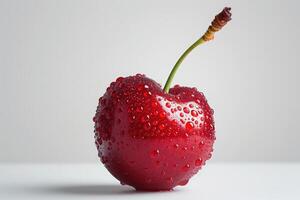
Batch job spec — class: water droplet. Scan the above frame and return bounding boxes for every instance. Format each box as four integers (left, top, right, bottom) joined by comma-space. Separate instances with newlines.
177, 106, 182, 111
136, 106, 144, 112
199, 141, 205, 148
151, 101, 158, 107
182, 164, 190, 171
183, 107, 190, 114
159, 112, 166, 118
120, 181, 125, 185
178, 179, 189, 186
144, 84, 149, 89
159, 124, 165, 130
191, 110, 198, 117
180, 112, 184, 117
195, 158, 203, 166
152, 120, 158, 126
166, 102, 171, 108
208, 153, 212, 159
144, 122, 151, 130
141, 115, 150, 122
186, 121, 194, 130
189, 104, 194, 108
174, 144, 179, 149
150, 149, 160, 158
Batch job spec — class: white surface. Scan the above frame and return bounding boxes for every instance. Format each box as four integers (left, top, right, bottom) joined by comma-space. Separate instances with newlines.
0, 0, 300, 163
0, 163, 299, 200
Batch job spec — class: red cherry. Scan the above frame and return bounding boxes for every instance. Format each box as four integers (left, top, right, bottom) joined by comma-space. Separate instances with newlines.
93, 7, 231, 191
94, 75, 215, 190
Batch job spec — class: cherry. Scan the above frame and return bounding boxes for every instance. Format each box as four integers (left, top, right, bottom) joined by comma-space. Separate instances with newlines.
93, 7, 231, 191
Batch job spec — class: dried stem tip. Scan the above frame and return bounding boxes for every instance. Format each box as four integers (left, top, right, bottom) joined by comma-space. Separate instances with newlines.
203, 7, 232, 41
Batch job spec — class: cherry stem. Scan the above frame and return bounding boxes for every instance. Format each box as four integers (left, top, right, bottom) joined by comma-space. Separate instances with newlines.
163, 7, 232, 93
163, 37, 205, 93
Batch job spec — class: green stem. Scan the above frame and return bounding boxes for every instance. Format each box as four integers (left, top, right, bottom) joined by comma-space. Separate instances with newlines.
163, 37, 205, 93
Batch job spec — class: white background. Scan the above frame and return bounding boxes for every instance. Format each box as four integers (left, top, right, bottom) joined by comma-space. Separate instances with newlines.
1, 0, 300, 163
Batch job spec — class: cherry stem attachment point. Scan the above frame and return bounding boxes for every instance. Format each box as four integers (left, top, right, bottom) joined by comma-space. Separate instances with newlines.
163, 7, 232, 93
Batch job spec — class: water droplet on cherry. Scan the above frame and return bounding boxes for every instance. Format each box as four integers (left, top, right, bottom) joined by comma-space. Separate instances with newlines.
159, 112, 166, 118
182, 164, 190, 172
166, 102, 171, 108
199, 141, 205, 148
159, 124, 165, 130
144, 122, 151, 130
195, 158, 203, 166
185, 121, 194, 130
183, 107, 190, 114
150, 149, 160, 158
191, 110, 198, 117
151, 101, 158, 107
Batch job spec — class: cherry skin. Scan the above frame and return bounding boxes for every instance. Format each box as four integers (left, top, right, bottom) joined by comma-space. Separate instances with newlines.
93, 74, 215, 191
